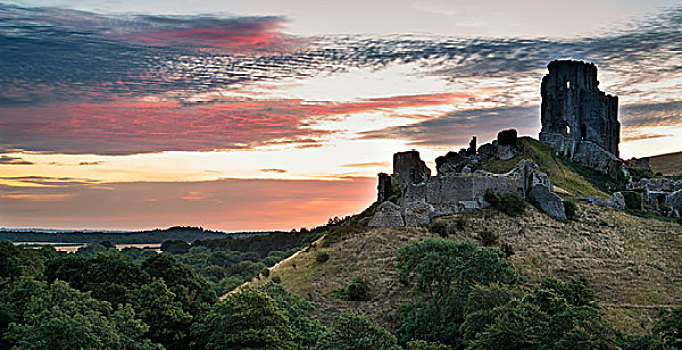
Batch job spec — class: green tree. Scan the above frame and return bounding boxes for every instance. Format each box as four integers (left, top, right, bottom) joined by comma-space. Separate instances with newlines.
4, 280, 162, 350
128, 278, 193, 350
193, 289, 295, 350
44, 254, 91, 289
161, 240, 191, 254
0, 242, 44, 280
466, 301, 548, 350
396, 239, 519, 346
259, 282, 325, 348
314, 313, 398, 350
84, 253, 149, 305
142, 253, 217, 316
460, 283, 522, 342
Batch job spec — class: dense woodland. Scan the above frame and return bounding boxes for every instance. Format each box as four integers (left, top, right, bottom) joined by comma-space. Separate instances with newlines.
1, 231, 680, 349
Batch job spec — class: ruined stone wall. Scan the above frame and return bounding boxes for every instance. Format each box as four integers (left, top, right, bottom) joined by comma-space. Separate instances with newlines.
392, 150, 431, 188
369, 149, 561, 227
540, 60, 620, 158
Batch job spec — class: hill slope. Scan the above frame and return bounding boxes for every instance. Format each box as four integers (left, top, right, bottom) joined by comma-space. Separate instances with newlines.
648, 151, 682, 176
244, 138, 681, 335
249, 204, 681, 334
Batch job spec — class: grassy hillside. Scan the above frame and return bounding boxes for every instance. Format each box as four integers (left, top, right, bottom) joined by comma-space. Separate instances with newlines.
479, 137, 610, 197
648, 151, 682, 176
238, 136, 680, 335
247, 204, 681, 335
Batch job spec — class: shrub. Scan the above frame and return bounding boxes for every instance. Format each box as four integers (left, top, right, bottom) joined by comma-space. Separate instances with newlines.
429, 221, 451, 237
626, 167, 653, 182
345, 277, 370, 301
564, 200, 577, 219
260, 267, 270, 278
622, 191, 642, 210
316, 252, 330, 263
271, 276, 282, 284
477, 230, 499, 246
485, 190, 526, 217
500, 243, 515, 257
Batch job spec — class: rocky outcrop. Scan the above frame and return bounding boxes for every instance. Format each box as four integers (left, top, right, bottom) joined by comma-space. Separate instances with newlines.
571, 141, 626, 181
669, 190, 682, 217
403, 201, 435, 226
582, 192, 626, 209
529, 183, 567, 219
368, 201, 404, 227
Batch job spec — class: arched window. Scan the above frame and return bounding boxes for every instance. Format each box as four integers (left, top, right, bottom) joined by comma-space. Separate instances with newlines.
580, 124, 587, 140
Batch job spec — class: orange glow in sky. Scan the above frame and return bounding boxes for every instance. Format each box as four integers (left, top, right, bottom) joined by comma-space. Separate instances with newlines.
1, 3, 680, 231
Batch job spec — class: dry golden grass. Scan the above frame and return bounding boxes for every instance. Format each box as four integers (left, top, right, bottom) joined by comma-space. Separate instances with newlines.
245, 203, 681, 335
648, 151, 682, 176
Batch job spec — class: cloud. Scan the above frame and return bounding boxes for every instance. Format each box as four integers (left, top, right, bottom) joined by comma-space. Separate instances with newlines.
357, 106, 540, 147
340, 161, 390, 168
79, 161, 104, 166
127, 15, 291, 49
0, 92, 471, 155
621, 133, 673, 142
0, 155, 33, 165
620, 101, 682, 127
260, 168, 288, 173
0, 4, 680, 156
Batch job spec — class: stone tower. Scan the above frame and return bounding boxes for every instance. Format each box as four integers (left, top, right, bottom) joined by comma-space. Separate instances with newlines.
539, 60, 619, 157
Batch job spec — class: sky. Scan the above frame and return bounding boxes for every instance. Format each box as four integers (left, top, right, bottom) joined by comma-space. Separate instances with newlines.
0, 0, 680, 231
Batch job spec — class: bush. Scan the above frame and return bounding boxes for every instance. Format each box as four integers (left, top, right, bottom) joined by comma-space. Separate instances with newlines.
485, 190, 526, 217
626, 167, 653, 182
316, 252, 330, 263
622, 191, 642, 210
271, 276, 282, 284
429, 221, 451, 237
260, 268, 270, 278
345, 277, 370, 301
500, 243, 515, 257
564, 200, 577, 219
477, 230, 499, 246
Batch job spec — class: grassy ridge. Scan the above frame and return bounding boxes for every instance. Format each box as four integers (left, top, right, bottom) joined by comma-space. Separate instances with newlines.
248, 204, 681, 335
479, 137, 608, 197
647, 151, 682, 176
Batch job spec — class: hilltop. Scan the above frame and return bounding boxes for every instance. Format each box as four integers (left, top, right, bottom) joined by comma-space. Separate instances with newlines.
647, 151, 682, 176
244, 136, 682, 335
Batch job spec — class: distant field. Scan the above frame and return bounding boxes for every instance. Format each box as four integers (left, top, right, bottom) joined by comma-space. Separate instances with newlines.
648, 151, 682, 176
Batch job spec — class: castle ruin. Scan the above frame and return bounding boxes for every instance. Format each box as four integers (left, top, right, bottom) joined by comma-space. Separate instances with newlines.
540, 60, 619, 157
366, 60, 682, 226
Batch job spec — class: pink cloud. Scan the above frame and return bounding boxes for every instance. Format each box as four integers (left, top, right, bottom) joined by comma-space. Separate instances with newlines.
124, 17, 295, 51
0, 92, 473, 155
